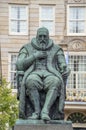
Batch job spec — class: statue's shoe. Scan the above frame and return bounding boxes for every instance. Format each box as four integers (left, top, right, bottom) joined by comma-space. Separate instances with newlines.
19, 112, 26, 119
41, 112, 50, 121
28, 112, 39, 120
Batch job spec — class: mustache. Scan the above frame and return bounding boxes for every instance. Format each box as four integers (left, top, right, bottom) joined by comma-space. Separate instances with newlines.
40, 40, 46, 43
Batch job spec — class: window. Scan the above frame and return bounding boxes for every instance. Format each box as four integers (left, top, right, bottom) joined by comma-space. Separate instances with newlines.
66, 53, 86, 101
8, 53, 17, 89
39, 6, 55, 35
9, 5, 28, 35
68, 54, 86, 89
67, 6, 86, 35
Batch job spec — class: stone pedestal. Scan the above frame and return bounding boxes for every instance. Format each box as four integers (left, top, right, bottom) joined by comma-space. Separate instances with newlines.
14, 120, 73, 130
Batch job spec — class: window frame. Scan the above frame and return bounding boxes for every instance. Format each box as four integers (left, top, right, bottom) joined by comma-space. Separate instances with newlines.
8, 53, 18, 90
39, 5, 55, 36
9, 4, 28, 35
67, 4, 86, 36
66, 51, 86, 89
65, 52, 86, 101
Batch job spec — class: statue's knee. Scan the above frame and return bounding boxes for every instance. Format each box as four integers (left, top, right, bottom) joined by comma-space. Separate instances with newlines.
51, 77, 61, 85
26, 75, 40, 89
49, 77, 61, 90
55, 77, 61, 86
26, 77, 34, 88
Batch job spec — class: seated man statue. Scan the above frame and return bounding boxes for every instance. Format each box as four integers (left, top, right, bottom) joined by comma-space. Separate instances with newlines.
16, 27, 70, 121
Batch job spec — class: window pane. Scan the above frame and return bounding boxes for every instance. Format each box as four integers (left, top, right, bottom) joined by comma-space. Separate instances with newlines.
78, 7, 85, 19
11, 63, 16, 71
41, 7, 53, 20
11, 21, 17, 32
78, 56, 86, 71
69, 22, 76, 33
20, 21, 27, 32
70, 7, 77, 19
11, 72, 15, 81
11, 55, 17, 63
78, 22, 85, 33
11, 20, 27, 33
78, 73, 86, 89
9, 54, 17, 89
68, 56, 74, 71
11, 6, 27, 20
70, 7, 85, 20
11, 55, 17, 71
20, 7, 27, 20
69, 55, 86, 71
41, 21, 53, 34
11, 7, 18, 19
69, 21, 84, 33
67, 73, 76, 88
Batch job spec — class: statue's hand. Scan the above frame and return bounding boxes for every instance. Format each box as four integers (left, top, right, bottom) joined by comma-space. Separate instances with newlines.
62, 68, 71, 79
33, 51, 47, 60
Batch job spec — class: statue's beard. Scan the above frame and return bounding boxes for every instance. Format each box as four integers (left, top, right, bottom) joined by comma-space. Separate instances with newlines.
36, 38, 49, 50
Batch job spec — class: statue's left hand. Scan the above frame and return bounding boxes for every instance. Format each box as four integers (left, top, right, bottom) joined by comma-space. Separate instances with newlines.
62, 68, 70, 79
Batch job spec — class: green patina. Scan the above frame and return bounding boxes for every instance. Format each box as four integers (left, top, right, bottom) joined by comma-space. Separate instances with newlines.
16, 27, 70, 121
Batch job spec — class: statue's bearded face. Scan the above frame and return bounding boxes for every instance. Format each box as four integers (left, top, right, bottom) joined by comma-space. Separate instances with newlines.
36, 30, 49, 45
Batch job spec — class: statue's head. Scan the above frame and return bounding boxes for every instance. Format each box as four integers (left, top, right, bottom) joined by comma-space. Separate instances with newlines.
36, 27, 49, 45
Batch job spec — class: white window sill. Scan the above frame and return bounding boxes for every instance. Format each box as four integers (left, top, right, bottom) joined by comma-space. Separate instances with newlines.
9, 32, 28, 36
67, 33, 86, 36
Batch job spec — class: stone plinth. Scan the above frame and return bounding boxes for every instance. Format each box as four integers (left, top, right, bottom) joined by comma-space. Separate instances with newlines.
14, 120, 73, 130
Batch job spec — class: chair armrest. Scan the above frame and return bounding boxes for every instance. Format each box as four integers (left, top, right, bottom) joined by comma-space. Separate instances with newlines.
16, 71, 24, 100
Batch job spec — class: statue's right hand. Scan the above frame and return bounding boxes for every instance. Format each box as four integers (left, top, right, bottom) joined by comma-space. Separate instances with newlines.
33, 51, 47, 60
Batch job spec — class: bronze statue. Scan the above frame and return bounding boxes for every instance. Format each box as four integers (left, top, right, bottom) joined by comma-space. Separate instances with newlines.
16, 27, 70, 121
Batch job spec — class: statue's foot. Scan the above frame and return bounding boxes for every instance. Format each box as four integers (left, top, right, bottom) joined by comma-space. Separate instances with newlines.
28, 112, 39, 120
19, 112, 26, 119
41, 112, 50, 121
